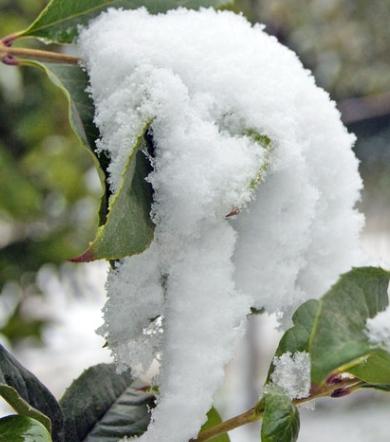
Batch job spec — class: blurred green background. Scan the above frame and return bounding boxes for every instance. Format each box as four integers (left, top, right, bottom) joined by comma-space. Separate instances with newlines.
0, 0, 389, 346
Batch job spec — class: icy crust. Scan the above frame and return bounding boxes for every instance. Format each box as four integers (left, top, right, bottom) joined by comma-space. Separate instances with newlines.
79, 8, 364, 442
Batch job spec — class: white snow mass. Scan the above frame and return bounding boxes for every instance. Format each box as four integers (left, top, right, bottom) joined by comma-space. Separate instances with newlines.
270, 351, 311, 399
79, 7, 364, 442
366, 305, 390, 352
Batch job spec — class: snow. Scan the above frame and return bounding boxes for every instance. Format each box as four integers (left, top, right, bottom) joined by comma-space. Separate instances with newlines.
78, 7, 363, 442
101, 242, 164, 375
270, 352, 311, 399
366, 303, 390, 352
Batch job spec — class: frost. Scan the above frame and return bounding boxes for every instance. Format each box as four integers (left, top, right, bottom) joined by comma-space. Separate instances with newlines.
270, 352, 311, 399
366, 305, 390, 352
78, 7, 363, 442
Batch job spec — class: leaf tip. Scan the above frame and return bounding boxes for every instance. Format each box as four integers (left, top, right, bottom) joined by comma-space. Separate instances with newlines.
70, 248, 96, 263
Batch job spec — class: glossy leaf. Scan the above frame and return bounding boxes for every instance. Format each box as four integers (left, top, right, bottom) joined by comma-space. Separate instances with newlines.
60, 363, 154, 441
21, 0, 235, 43
0, 344, 64, 441
200, 407, 230, 442
272, 267, 390, 387
261, 392, 299, 442
0, 385, 51, 433
0, 415, 52, 442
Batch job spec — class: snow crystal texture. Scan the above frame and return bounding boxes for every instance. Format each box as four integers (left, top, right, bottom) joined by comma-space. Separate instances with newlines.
79, 7, 364, 442
270, 352, 311, 399
366, 305, 390, 352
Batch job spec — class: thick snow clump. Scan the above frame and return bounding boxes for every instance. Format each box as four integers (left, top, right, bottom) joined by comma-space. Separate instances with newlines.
79, 8, 363, 442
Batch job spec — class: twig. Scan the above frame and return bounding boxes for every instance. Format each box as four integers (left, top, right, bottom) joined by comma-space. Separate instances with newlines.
192, 377, 364, 441
0, 42, 80, 65
191, 407, 258, 442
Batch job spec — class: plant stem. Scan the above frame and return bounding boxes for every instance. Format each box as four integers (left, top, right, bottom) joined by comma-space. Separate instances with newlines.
191, 407, 259, 442
0, 43, 80, 65
193, 377, 365, 441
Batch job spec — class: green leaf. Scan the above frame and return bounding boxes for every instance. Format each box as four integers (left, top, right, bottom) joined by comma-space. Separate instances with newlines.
21, 0, 235, 44
200, 407, 230, 442
0, 385, 51, 433
60, 363, 154, 441
261, 392, 300, 442
23, 61, 110, 225
73, 123, 154, 261
272, 267, 390, 387
0, 344, 64, 441
0, 415, 52, 442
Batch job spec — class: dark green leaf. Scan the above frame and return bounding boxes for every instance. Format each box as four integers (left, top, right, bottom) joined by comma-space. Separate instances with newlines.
261, 392, 300, 442
0, 344, 64, 441
21, 0, 235, 43
200, 407, 230, 442
0, 415, 52, 442
60, 363, 154, 441
271, 267, 390, 387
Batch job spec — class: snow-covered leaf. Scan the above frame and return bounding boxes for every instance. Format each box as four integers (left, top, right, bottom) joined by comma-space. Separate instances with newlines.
261, 392, 300, 442
199, 407, 230, 442
20, 0, 234, 43
73, 123, 154, 261
22, 61, 154, 261
271, 267, 390, 387
243, 129, 272, 189
60, 363, 154, 441
0, 344, 64, 441
0, 415, 52, 442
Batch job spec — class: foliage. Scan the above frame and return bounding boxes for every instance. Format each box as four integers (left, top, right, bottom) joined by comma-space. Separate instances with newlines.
59, 364, 153, 441
73, 123, 154, 262
0, 0, 101, 344
0, 415, 52, 442
0, 267, 389, 441
260, 392, 299, 442
200, 408, 230, 442
0, 344, 230, 442
271, 267, 390, 386
22, 0, 234, 43
0, 344, 63, 440
1, 0, 390, 441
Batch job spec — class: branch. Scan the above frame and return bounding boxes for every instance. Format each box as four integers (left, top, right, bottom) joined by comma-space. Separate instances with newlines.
191, 407, 258, 442
192, 377, 363, 442
0, 41, 80, 65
